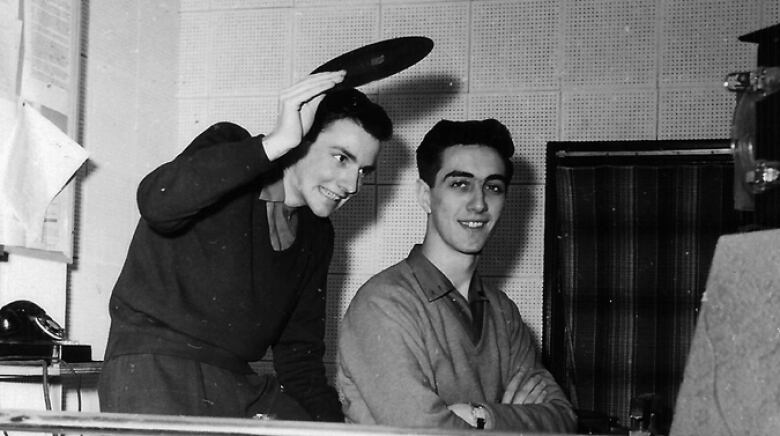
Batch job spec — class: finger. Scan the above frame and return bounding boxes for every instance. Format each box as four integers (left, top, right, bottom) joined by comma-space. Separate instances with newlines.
511, 375, 544, 404
502, 372, 525, 403
522, 380, 548, 404
280, 71, 346, 101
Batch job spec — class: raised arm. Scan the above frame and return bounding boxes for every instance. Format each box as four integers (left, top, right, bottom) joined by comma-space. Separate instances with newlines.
137, 72, 345, 233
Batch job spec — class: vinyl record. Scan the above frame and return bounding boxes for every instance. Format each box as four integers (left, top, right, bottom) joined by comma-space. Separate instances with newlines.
311, 36, 434, 89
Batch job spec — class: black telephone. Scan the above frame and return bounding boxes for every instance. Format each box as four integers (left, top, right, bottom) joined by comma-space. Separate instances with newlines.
0, 300, 64, 342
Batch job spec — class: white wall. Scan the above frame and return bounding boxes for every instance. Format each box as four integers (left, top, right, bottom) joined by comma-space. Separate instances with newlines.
62, 0, 180, 410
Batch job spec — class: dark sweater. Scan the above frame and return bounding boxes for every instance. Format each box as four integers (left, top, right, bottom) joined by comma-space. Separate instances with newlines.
104, 122, 342, 421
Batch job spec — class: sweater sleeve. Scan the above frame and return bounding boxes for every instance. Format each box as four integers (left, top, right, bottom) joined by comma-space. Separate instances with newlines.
137, 122, 276, 234
338, 282, 473, 429
481, 297, 577, 432
272, 223, 343, 422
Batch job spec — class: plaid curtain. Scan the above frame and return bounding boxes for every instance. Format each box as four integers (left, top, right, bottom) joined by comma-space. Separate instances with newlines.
551, 163, 741, 427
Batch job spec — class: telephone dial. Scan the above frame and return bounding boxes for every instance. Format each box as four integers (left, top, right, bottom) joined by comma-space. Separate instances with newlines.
0, 300, 64, 342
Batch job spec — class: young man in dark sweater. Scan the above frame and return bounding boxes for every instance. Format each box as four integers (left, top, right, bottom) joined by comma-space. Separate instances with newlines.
338, 119, 576, 432
98, 71, 392, 422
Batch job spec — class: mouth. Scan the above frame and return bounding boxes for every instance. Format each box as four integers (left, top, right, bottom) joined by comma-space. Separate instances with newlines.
458, 220, 488, 229
318, 186, 345, 202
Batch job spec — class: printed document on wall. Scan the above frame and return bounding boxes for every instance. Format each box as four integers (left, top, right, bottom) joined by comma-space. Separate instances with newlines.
20, 0, 74, 114
0, 6, 21, 101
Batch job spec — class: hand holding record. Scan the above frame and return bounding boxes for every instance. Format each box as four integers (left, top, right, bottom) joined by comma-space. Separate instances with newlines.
263, 70, 346, 162
311, 36, 434, 90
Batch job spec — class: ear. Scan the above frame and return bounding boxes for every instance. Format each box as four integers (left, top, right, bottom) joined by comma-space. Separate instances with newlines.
416, 179, 432, 214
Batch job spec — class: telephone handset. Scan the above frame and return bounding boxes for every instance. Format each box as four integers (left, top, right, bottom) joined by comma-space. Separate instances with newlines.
0, 300, 64, 342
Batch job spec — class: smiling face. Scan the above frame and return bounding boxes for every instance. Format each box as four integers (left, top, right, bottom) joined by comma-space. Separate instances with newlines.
418, 144, 508, 259
284, 118, 380, 217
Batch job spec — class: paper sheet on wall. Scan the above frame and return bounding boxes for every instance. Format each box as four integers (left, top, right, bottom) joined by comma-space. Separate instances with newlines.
0, 98, 23, 246
0, 14, 21, 101
0, 102, 88, 248
20, 0, 73, 114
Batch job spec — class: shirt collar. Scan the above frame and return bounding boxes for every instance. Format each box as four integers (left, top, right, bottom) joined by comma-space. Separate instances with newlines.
259, 176, 285, 202
406, 245, 485, 303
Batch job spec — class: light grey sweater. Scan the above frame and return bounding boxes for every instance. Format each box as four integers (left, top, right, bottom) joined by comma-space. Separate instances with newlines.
337, 246, 576, 432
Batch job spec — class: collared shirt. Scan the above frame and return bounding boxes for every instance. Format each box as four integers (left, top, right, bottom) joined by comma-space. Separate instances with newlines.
259, 177, 298, 251
337, 244, 577, 431
406, 245, 487, 343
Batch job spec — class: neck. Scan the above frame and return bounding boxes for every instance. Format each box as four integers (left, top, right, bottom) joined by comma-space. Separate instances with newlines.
420, 239, 479, 299
281, 166, 303, 208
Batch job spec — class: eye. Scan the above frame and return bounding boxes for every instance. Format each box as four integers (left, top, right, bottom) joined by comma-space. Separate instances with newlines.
358, 167, 375, 176
485, 182, 506, 194
450, 180, 469, 190
333, 154, 347, 164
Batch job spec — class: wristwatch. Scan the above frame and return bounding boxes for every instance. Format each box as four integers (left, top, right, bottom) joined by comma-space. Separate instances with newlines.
471, 403, 487, 430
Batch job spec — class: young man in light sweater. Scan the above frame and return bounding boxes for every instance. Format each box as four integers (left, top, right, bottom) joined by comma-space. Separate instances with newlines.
337, 119, 576, 432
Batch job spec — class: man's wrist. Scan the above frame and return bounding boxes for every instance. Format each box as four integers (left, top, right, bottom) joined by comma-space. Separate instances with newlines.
471, 403, 488, 429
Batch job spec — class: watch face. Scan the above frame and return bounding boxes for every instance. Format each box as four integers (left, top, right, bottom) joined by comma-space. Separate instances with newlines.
472, 404, 487, 429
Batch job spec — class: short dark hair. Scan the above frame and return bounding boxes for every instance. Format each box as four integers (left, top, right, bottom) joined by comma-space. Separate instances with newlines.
304, 88, 393, 143
416, 119, 515, 186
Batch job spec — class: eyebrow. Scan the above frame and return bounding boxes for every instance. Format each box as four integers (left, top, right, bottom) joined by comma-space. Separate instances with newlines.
442, 170, 508, 184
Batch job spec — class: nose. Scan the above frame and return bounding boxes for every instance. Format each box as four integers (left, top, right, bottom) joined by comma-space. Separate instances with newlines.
339, 168, 361, 196
467, 188, 487, 212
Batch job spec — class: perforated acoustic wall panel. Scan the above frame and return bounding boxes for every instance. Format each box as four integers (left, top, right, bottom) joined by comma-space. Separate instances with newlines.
658, 87, 734, 139
562, 0, 657, 88
471, 0, 560, 92
562, 89, 658, 140
211, 9, 292, 95
660, 0, 760, 86
379, 2, 470, 93
207, 96, 278, 134
178, 12, 210, 97
175, 0, 771, 376
292, 6, 379, 82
